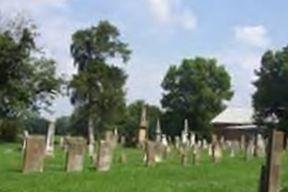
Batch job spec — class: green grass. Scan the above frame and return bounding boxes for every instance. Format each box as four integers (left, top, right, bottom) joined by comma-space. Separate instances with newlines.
0, 143, 287, 192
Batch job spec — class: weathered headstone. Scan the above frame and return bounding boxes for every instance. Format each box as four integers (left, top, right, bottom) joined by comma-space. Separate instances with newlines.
155, 118, 162, 142
97, 140, 113, 172
175, 136, 180, 150
155, 141, 166, 162
258, 129, 284, 192
180, 147, 188, 166
23, 135, 45, 174
45, 121, 55, 156
65, 137, 85, 172
145, 140, 156, 166
181, 119, 189, 146
22, 130, 29, 153
212, 142, 222, 163
138, 106, 148, 148
189, 132, 196, 147
245, 139, 255, 161
255, 134, 266, 157
192, 144, 201, 165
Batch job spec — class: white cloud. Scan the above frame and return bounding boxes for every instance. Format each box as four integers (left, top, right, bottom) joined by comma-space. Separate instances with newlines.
234, 25, 270, 48
147, 0, 197, 30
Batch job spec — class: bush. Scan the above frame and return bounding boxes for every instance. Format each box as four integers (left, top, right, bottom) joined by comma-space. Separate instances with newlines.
0, 119, 19, 142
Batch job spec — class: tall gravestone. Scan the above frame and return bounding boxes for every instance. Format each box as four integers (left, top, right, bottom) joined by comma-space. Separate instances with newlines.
259, 129, 284, 192
155, 118, 162, 143
23, 135, 45, 174
65, 137, 86, 172
45, 121, 55, 156
22, 130, 29, 154
138, 106, 148, 148
97, 140, 113, 172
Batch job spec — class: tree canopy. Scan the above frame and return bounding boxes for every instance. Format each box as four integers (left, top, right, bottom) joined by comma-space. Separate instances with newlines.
161, 57, 233, 138
70, 20, 131, 139
253, 45, 288, 132
0, 17, 62, 119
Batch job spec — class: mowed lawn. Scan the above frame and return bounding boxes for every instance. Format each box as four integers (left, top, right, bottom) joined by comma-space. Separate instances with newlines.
0, 143, 287, 192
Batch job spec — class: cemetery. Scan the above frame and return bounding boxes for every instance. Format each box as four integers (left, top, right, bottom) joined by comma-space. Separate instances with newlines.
1, 1, 288, 192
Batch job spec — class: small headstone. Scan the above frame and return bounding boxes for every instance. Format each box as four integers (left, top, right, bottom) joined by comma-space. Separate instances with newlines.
145, 140, 156, 166
245, 139, 254, 160
23, 135, 45, 174
65, 137, 86, 172
45, 121, 55, 156
180, 148, 188, 166
97, 140, 113, 172
192, 144, 200, 165
155, 142, 166, 162
175, 136, 180, 150
181, 119, 189, 146
22, 130, 29, 153
212, 142, 222, 163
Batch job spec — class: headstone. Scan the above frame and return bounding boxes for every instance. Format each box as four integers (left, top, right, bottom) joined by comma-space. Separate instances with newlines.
145, 140, 156, 166
22, 130, 29, 153
192, 144, 201, 165
208, 144, 212, 156
88, 117, 95, 158
138, 106, 148, 147
155, 118, 162, 142
181, 119, 189, 145
180, 147, 188, 166
245, 139, 255, 161
175, 136, 180, 150
258, 129, 284, 192
189, 132, 196, 147
97, 140, 114, 172
45, 121, 55, 156
65, 137, 86, 172
59, 137, 64, 149
255, 134, 266, 157
212, 142, 222, 163
105, 130, 117, 149
155, 141, 166, 162
240, 135, 246, 151
23, 135, 45, 174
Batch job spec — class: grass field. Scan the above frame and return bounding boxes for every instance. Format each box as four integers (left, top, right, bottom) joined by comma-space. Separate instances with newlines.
0, 143, 287, 192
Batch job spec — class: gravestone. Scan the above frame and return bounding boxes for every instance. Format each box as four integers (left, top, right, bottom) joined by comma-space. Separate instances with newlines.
23, 135, 45, 174
175, 136, 180, 150
259, 129, 284, 192
155, 141, 166, 162
181, 119, 189, 146
97, 140, 113, 172
189, 132, 196, 147
212, 142, 222, 163
138, 106, 148, 148
155, 118, 162, 142
255, 134, 266, 157
65, 137, 86, 172
145, 140, 156, 166
245, 139, 255, 161
192, 144, 200, 165
45, 121, 55, 156
180, 147, 188, 166
22, 130, 29, 153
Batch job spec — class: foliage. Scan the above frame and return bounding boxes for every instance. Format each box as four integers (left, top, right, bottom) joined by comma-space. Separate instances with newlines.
0, 119, 19, 142
0, 16, 63, 119
55, 116, 70, 135
161, 57, 233, 138
70, 20, 131, 138
22, 115, 48, 135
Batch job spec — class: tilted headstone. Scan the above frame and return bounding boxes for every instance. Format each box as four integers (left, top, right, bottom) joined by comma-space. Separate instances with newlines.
45, 121, 55, 156
23, 135, 45, 174
65, 137, 86, 172
145, 140, 156, 166
97, 140, 114, 172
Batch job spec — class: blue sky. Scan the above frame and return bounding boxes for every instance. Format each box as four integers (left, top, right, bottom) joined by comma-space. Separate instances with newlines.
1, 0, 288, 119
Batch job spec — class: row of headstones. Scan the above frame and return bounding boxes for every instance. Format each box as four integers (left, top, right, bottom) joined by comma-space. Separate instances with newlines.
22, 131, 118, 174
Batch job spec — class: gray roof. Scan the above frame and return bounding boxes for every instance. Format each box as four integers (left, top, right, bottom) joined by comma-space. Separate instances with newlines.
211, 107, 254, 124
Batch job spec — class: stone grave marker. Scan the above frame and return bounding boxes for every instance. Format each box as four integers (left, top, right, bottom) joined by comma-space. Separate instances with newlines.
258, 129, 284, 192
65, 137, 86, 172
138, 106, 148, 148
23, 135, 45, 174
97, 140, 114, 172
212, 142, 222, 163
45, 121, 55, 156
145, 140, 156, 166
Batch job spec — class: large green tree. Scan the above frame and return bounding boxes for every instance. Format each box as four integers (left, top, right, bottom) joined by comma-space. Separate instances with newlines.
161, 57, 233, 138
70, 21, 131, 149
253, 45, 288, 132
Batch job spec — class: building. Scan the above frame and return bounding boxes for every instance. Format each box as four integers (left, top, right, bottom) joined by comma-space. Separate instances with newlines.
211, 107, 259, 140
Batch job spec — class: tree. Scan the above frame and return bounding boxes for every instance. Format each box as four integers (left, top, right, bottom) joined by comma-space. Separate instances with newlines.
161, 57, 233, 138
0, 16, 62, 141
69, 21, 131, 152
119, 100, 162, 146
253, 46, 288, 132
0, 16, 62, 119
